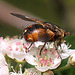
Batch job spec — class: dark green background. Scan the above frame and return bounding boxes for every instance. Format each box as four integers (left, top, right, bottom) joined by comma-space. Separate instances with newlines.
0, 0, 75, 75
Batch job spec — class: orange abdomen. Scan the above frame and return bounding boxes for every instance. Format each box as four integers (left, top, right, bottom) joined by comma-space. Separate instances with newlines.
23, 24, 55, 42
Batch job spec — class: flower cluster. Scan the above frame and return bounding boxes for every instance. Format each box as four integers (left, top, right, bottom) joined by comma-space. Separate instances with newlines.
10, 64, 41, 75
0, 36, 75, 75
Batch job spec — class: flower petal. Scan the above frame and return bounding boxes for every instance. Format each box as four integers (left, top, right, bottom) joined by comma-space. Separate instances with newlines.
0, 66, 9, 75
13, 51, 25, 61
25, 53, 37, 65
34, 41, 44, 47
35, 65, 50, 72
67, 49, 75, 55
0, 53, 7, 67
50, 58, 61, 69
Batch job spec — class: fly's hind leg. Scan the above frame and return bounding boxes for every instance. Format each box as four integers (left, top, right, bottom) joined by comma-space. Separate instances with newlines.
54, 40, 62, 60
57, 38, 61, 47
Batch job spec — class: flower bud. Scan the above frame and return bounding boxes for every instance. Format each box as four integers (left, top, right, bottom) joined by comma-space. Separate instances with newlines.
43, 71, 54, 75
68, 54, 75, 66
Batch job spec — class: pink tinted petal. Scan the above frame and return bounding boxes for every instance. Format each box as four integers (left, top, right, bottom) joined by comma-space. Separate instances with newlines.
37, 55, 41, 58
50, 58, 61, 69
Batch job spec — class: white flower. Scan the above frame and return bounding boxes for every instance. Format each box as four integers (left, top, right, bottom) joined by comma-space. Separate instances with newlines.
0, 37, 8, 55
58, 42, 75, 59
34, 42, 74, 59
24, 68, 41, 75
6, 38, 30, 61
0, 53, 9, 75
10, 64, 41, 75
1, 36, 74, 72
25, 41, 75, 72
25, 42, 61, 72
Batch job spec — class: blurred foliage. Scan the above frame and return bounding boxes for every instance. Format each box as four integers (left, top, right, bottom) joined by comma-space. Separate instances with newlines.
54, 58, 75, 75
4, 0, 65, 26
1, 0, 75, 75
0, 20, 20, 37
65, 34, 75, 49
55, 67, 75, 75
4, 0, 75, 33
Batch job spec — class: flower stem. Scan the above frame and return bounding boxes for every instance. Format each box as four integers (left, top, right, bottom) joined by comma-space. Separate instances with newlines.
15, 62, 25, 71
15, 63, 20, 70
41, 72, 43, 75
53, 64, 71, 73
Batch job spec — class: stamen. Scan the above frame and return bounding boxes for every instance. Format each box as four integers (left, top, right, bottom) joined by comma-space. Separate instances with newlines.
30, 72, 33, 75
16, 47, 18, 51
37, 55, 41, 58
43, 51, 46, 54
19, 64, 22, 74
68, 44, 71, 48
11, 66, 16, 73
49, 58, 52, 62
16, 42, 21, 46
23, 45, 27, 49
9, 48, 13, 51
39, 58, 43, 61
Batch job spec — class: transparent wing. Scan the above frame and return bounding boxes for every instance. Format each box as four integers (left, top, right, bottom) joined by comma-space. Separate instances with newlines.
10, 13, 44, 24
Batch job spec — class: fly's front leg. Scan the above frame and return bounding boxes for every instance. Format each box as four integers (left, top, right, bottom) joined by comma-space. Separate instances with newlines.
39, 42, 47, 55
28, 42, 34, 49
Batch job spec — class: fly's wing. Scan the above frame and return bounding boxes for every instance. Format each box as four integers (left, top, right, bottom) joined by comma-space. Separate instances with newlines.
10, 13, 57, 30
10, 13, 44, 24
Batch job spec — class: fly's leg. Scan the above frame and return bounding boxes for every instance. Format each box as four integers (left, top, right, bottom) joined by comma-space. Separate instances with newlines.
28, 42, 34, 49
57, 38, 61, 47
39, 42, 47, 55
54, 40, 62, 60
